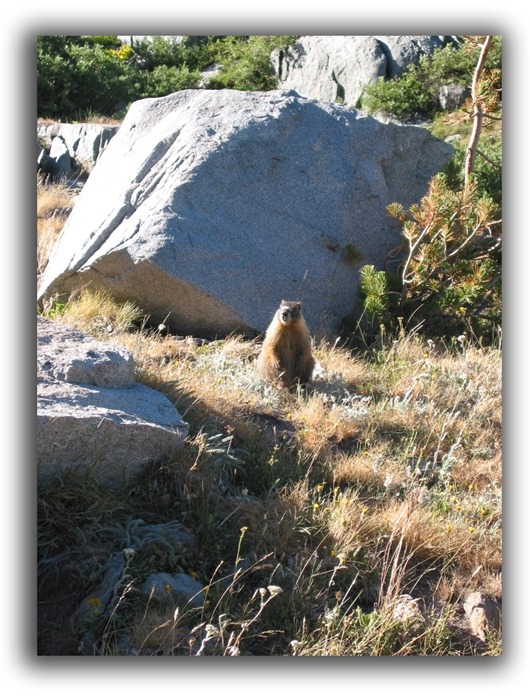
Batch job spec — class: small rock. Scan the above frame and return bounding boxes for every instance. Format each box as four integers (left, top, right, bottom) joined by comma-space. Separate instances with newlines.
438, 83, 470, 110
463, 591, 501, 641
141, 572, 206, 607
389, 594, 424, 625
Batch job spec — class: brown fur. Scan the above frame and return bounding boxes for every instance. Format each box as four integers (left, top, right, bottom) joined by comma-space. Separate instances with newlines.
257, 300, 315, 389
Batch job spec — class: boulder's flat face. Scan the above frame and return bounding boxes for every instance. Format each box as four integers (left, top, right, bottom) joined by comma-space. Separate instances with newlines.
37, 317, 189, 487
37, 89, 452, 339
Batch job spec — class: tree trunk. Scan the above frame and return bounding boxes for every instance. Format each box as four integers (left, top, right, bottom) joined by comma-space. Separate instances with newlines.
464, 36, 493, 192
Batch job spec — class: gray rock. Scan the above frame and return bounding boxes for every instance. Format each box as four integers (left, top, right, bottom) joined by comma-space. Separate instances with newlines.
438, 83, 470, 110
199, 62, 223, 88
274, 36, 456, 105
389, 594, 424, 624
37, 316, 136, 388
374, 36, 450, 78
463, 591, 501, 642
37, 317, 189, 487
37, 122, 119, 173
273, 36, 387, 106
47, 136, 72, 181
37, 145, 55, 177
141, 572, 206, 606
37, 89, 452, 339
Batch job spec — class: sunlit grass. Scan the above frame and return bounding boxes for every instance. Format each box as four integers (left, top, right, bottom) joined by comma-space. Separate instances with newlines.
37, 184, 501, 656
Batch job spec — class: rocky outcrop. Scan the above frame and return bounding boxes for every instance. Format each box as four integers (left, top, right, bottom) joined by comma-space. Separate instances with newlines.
273, 35, 456, 107
37, 89, 452, 340
38, 122, 119, 177
37, 317, 189, 487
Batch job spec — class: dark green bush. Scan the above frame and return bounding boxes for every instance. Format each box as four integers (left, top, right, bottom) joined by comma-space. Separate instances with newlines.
142, 64, 201, 97
37, 35, 297, 120
206, 36, 296, 91
363, 65, 435, 121
131, 36, 211, 73
37, 38, 78, 118
37, 36, 137, 119
65, 43, 137, 117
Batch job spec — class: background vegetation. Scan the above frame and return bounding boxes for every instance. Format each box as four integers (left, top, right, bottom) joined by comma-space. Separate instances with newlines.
37, 35, 502, 656
37, 35, 295, 121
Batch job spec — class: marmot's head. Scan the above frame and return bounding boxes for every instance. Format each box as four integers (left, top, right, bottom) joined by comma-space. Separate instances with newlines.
278, 300, 302, 325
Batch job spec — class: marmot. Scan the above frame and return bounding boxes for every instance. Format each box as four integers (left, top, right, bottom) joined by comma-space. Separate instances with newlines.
257, 300, 315, 389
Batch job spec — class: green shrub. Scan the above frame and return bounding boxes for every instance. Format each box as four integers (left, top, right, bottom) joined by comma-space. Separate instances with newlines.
357, 37, 502, 344
65, 43, 137, 116
206, 36, 296, 91
359, 264, 389, 325
37, 35, 297, 120
444, 137, 502, 212
363, 65, 436, 121
419, 44, 477, 88
131, 36, 211, 73
142, 64, 201, 97
37, 36, 137, 119
37, 38, 78, 118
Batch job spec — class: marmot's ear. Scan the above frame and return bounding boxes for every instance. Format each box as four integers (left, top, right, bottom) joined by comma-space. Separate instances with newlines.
281, 299, 286, 304
296, 302, 302, 310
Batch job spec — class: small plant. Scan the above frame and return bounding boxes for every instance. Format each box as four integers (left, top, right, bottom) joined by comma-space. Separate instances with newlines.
358, 264, 390, 329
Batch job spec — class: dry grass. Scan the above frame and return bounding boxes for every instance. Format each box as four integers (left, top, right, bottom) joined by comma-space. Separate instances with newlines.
37, 175, 78, 276
37, 184, 502, 656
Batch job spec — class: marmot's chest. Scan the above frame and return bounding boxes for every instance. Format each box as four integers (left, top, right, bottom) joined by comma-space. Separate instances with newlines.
274, 326, 305, 355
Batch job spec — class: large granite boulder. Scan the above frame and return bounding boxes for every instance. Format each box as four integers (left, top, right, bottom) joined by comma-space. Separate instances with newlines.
37, 89, 452, 339
37, 317, 189, 487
